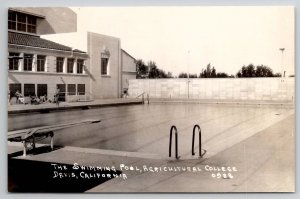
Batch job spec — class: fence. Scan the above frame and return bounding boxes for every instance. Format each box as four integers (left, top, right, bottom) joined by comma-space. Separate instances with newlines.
128, 77, 294, 102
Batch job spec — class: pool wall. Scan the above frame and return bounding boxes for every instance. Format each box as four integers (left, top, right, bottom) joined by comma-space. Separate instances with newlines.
128, 77, 294, 102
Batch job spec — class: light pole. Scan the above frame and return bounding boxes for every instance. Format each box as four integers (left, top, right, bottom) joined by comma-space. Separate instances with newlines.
279, 48, 285, 82
187, 50, 190, 99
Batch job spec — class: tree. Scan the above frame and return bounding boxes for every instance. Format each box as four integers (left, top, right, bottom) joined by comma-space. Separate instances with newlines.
147, 61, 171, 78
148, 61, 159, 78
216, 72, 228, 78
200, 64, 230, 78
236, 64, 277, 78
136, 59, 148, 78
167, 72, 173, 78
274, 73, 282, 77
189, 74, 198, 78
206, 64, 212, 77
246, 64, 255, 77
211, 67, 216, 78
255, 65, 273, 77
200, 64, 212, 78
178, 72, 188, 78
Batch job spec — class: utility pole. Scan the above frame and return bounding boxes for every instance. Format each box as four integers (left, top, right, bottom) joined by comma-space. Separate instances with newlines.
187, 50, 190, 99
279, 48, 285, 82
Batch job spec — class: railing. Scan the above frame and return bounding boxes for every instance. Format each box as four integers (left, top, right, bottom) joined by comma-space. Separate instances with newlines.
136, 92, 150, 104
136, 92, 149, 104
168, 124, 206, 159
136, 92, 145, 98
192, 124, 206, 157
169, 125, 179, 159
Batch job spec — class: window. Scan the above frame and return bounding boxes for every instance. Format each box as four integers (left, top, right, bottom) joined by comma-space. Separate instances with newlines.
37, 55, 46, 72
24, 84, 35, 96
67, 58, 74, 73
17, 13, 26, 32
77, 59, 84, 74
101, 54, 109, 75
56, 84, 66, 101
68, 84, 76, 95
9, 83, 21, 97
77, 84, 85, 95
8, 11, 37, 34
24, 54, 33, 71
56, 57, 64, 73
37, 84, 47, 98
9, 52, 20, 70
8, 11, 16, 30
27, 15, 36, 33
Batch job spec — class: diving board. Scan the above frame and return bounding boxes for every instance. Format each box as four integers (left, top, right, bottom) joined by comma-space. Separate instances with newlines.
8, 119, 101, 156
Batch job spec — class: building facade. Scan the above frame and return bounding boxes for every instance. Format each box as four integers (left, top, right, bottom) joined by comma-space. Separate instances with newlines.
121, 49, 137, 95
8, 8, 137, 103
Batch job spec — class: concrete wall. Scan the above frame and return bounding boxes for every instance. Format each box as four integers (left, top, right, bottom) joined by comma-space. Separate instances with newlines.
128, 78, 294, 102
121, 50, 136, 91
87, 32, 121, 99
13, 7, 77, 35
122, 73, 136, 91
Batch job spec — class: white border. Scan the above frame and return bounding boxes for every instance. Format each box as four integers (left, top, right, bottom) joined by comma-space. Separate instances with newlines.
1, 1, 299, 199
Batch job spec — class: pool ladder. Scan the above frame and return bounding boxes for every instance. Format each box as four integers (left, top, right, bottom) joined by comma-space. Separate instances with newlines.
169, 124, 206, 159
169, 126, 179, 159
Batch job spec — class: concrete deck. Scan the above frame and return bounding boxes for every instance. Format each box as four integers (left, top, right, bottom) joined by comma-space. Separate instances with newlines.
8, 98, 143, 114
8, 112, 295, 192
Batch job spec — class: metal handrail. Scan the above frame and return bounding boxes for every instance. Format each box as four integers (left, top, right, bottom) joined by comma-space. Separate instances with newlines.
136, 92, 146, 104
136, 92, 145, 98
192, 124, 206, 157
147, 94, 149, 104
169, 125, 179, 159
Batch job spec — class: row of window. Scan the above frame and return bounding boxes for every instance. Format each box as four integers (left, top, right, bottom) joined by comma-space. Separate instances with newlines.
8, 11, 37, 34
9, 83, 86, 99
9, 52, 85, 74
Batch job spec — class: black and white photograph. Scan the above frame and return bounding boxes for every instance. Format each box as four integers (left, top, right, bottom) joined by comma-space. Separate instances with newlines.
7, 6, 295, 193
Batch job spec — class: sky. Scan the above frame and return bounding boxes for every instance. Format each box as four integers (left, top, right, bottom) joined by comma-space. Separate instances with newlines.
43, 6, 295, 76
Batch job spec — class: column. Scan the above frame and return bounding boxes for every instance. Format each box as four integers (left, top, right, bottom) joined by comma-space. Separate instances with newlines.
83, 60, 86, 74
63, 57, 67, 73
32, 54, 37, 72
73, 58, 77, 74
19, 53, 24, 71
44, 56, 48, 72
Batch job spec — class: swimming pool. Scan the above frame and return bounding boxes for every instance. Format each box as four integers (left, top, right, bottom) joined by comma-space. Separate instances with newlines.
8, 103, 294, 158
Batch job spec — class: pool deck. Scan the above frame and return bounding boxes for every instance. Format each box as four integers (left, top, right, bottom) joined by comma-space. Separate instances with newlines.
8, 98, 294, 115
7, 98, 143, 115
7, 113, 295, 192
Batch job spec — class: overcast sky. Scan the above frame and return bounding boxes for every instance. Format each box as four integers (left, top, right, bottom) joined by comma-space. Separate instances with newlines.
43, 6, 294, 76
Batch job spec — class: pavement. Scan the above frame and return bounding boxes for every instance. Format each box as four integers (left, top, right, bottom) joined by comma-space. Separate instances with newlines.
8, 98, 144, 114
7, 113, 295, 192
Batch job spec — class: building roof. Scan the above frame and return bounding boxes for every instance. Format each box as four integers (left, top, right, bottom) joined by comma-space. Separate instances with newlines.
73, 49, 86, 54
8, 32, 87, 54
121, 49, 136, 61
9, 8, 46, 18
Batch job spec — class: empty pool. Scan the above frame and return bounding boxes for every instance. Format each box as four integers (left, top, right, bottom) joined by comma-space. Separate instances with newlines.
8, 103, 294, 158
